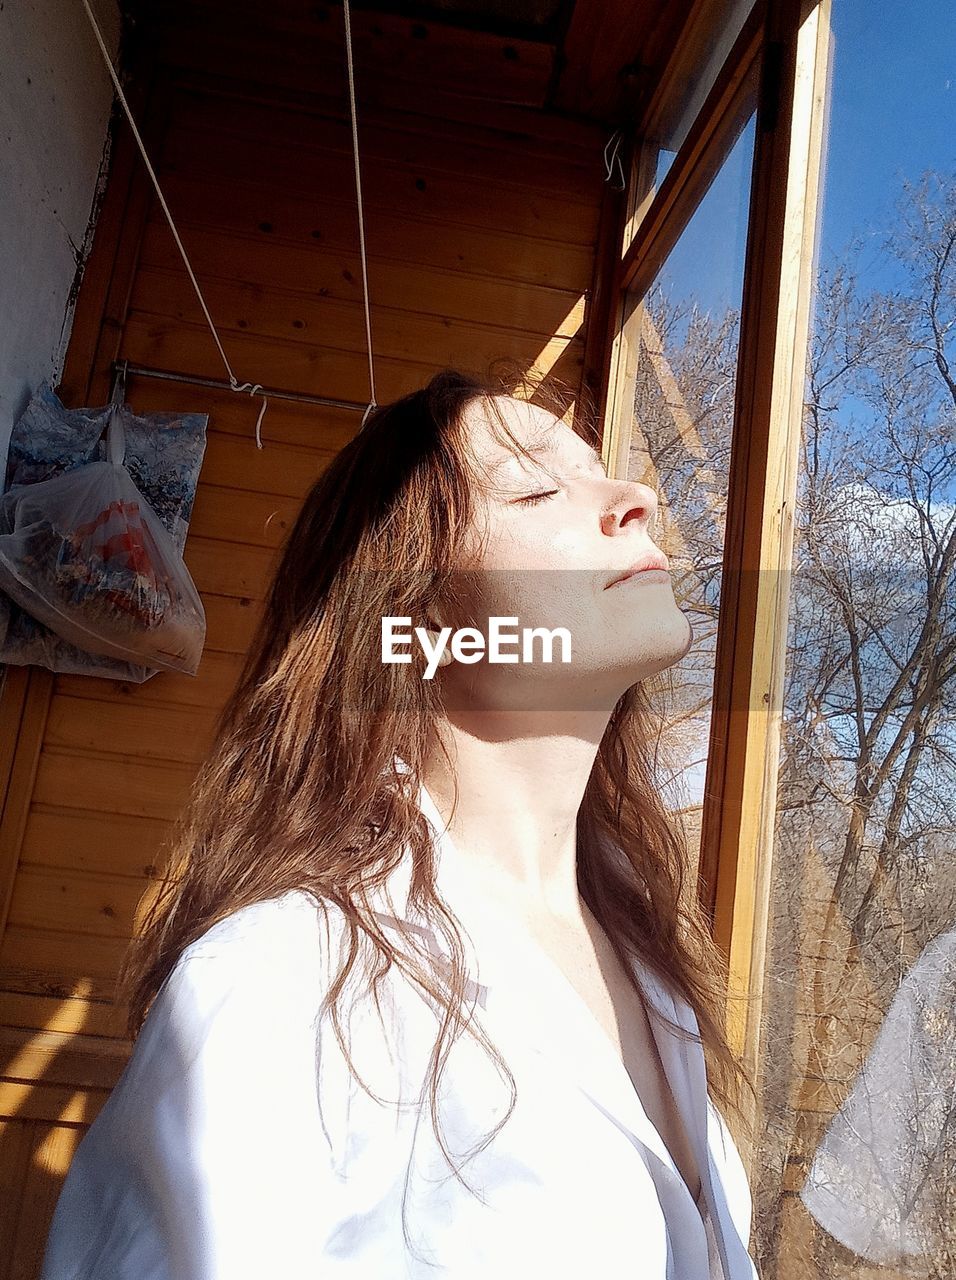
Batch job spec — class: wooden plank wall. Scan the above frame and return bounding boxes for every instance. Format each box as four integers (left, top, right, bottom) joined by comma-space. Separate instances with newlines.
0, 1, 616, 1271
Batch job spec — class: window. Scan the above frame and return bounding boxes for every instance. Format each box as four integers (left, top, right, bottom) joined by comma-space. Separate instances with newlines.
753, 2, 956, 1275
619, 114, 756, 869
602, 2, 762, 874
642, 0, 757, 191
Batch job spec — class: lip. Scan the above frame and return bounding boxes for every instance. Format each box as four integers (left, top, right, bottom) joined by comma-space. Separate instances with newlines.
605, 552, 670, 589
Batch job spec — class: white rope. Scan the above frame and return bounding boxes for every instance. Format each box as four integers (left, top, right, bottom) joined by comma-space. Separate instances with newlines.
81, 0, 379, 443
342, 0, 377, 429
603, 129, 625, 191
80, 0, 270, 446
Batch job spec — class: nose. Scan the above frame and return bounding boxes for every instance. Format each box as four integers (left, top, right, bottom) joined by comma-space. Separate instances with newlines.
600, 478, 658, 535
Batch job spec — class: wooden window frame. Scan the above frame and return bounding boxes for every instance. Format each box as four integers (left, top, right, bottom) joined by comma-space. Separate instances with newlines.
594, 0, 834, 1145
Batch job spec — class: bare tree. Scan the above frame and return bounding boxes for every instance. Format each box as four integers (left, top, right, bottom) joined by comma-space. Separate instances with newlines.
628, 170, 956, 1279
764, 170, 956, 1279
628, 291, 740, 831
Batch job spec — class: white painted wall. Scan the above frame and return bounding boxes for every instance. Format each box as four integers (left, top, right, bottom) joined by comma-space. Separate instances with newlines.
0, 0, 121, 478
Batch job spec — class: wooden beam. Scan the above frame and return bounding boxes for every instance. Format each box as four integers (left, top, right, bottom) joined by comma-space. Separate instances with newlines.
697, 0, 833, 1106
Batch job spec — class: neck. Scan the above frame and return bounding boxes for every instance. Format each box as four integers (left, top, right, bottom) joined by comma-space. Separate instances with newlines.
420, 706, 611, 923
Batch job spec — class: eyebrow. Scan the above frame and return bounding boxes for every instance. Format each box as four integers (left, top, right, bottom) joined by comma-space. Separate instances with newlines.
489, 438, 606, 476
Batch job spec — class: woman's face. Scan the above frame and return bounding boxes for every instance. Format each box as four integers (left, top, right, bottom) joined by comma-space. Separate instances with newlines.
434, 395, 693, 712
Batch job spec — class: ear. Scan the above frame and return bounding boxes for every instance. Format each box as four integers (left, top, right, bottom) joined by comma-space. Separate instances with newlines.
422, 612, 454, 667
429, 639, 454, 667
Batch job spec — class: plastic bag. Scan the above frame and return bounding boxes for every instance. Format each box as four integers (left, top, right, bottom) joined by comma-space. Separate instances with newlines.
0, 380, 208, 681
0, 397, 205, 675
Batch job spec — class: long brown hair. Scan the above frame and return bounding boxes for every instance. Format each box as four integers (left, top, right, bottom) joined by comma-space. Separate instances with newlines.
117, 360, 754, 1193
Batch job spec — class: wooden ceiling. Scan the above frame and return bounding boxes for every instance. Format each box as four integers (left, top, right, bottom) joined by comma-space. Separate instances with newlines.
346, 0, 700, 123
551, 0, 699, 123
347, 0, 572, 41
134, 0, 700, 129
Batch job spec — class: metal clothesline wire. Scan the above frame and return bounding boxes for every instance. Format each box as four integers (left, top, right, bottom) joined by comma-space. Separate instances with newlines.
110, 359, 371, 414
81, 0, 378, 448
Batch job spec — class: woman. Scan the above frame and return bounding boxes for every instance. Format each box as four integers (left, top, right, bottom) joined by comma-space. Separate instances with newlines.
40, 365, 759, 1279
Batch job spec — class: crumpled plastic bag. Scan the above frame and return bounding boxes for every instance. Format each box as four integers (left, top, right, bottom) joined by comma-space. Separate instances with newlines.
0, 458, 205, 673
0, 380, 208, 681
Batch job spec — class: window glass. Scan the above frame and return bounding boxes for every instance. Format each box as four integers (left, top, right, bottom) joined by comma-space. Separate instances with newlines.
753, 2, 956, 1275
622, 112, 757, 863
643, 0, 756, 190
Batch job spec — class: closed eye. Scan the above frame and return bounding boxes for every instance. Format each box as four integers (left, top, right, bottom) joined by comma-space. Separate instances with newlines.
516, 489, 560, 506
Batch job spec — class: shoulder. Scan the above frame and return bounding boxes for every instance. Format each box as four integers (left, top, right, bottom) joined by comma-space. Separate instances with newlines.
181, 888, 337, 965
153, 890, 347, 1029
51, 896, 354, 1279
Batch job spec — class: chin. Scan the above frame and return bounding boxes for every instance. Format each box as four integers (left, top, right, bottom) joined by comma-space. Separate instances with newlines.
618, 609, 694, 680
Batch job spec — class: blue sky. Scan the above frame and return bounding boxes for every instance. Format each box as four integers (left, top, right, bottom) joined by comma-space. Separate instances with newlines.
661, 0, 955, 321
825, 0, 955, 279
655, 0, 955, 813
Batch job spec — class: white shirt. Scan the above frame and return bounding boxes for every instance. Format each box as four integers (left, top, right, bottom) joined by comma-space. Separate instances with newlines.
40, 772, 759, 1279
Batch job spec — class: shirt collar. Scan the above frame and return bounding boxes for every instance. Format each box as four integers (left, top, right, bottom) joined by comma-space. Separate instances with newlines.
364, 758, 748, 1277
366, 754, 687, 1028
